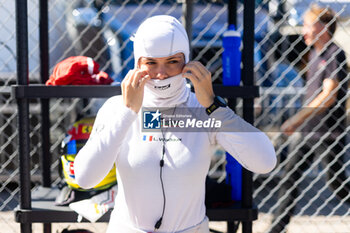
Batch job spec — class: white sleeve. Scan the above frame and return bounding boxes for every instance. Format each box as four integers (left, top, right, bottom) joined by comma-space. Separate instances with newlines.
210, 107, 276, 174
74, 96, 138, 189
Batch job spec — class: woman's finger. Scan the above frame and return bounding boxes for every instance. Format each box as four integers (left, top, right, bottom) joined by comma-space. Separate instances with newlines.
131, 70, 148, 88
188, 62, 206, 77
183, 61, 210, 82
139, 74, 151, 88
183, 62, 201, 79
123, 69, 134, 82
182, 71, 199, 84
122, 69, 136, 89
194, 62, 211, 81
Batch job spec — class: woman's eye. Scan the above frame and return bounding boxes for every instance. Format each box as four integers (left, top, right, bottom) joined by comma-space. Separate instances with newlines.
169, 60, 179, 64
146, 61, 156, 65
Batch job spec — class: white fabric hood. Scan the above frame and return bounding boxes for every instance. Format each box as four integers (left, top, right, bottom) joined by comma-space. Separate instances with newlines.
133, 15, 190, 68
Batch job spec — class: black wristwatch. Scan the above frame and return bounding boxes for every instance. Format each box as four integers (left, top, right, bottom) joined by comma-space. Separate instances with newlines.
206, 96, 227, 115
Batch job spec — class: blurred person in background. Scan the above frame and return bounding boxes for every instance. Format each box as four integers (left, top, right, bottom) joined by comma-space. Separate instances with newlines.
74, 15, 276, 233
269, 4, 349, 233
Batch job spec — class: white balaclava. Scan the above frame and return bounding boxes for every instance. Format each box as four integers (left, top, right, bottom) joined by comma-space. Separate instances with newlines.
133, 15, 190, 107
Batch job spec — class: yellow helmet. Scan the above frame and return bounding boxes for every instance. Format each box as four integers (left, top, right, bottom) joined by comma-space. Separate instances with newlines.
61, 117, 117, 191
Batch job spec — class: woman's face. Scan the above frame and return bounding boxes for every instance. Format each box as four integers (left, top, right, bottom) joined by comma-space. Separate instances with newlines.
139, 53, 185, 80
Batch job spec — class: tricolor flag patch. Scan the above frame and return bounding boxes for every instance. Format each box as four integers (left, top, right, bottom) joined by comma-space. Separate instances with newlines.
143, 135, 153, 141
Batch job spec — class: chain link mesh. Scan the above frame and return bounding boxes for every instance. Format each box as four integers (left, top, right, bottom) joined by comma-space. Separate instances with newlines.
1, 0, 349, 232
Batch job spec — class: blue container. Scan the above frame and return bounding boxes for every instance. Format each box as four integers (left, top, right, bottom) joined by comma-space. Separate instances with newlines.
225, 152, 242, 201
222, 25, 241, 86
222, 25, 242, 201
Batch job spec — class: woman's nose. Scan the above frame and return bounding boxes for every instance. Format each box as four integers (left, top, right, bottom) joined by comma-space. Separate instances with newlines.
156, 66, 168, 80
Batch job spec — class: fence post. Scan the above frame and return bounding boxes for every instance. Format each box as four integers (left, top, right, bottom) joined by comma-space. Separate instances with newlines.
242, 0, 255, 231
15, 0, 31, 232
39, 0, 52, 188
39, 1, 52, 232
181, 0, 193, 60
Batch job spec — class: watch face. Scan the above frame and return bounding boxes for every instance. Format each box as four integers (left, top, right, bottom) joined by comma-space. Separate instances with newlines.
215, 96, 227, 107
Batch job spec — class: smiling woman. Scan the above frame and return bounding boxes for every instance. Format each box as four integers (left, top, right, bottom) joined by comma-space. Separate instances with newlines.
74, 15, 276, 233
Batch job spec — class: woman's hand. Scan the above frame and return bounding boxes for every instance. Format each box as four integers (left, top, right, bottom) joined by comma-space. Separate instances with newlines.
182, 61, 215, 108
121, 69, 151, 113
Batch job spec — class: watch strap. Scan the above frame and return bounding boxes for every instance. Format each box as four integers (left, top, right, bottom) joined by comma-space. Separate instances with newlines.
206, 103, 219, 115
206, 96, 227, 115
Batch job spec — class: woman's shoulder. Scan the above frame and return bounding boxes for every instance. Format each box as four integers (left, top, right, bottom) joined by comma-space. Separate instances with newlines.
104, 95, 123, 106
97, 95, 124, 116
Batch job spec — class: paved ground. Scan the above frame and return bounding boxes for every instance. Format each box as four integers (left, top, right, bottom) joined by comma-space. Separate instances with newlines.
3, 211, 350, 233
2, 177, 350, 233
